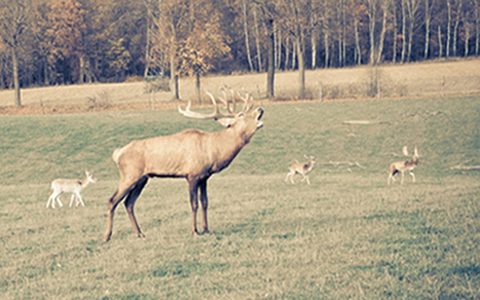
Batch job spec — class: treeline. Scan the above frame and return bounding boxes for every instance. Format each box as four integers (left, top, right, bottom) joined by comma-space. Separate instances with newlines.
1, 0, 479, 103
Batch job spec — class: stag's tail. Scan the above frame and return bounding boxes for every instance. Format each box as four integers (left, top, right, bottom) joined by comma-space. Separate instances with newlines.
112, 148, 124, 165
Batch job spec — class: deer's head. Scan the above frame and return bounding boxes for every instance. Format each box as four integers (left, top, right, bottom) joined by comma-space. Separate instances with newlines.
179, 89, 263, 142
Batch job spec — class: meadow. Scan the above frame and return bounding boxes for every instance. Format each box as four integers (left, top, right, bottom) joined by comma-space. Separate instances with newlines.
0, 96, 479, 299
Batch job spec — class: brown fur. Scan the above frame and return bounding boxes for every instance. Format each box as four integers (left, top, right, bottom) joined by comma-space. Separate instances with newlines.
104, 103, 263, 242
388, 148, 419, 185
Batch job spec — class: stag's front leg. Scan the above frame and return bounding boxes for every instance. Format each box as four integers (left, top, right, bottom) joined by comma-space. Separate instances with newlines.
188, 178, 200, 235
199, 179, 209, 234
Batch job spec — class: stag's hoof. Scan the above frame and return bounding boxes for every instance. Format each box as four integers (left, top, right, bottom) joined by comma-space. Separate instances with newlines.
137, 233, 146, 238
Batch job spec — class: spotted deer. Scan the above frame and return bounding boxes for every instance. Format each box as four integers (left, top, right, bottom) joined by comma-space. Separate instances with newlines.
388, 146, 420, 185
285, 155, 316, 184
47, 171, 97, 208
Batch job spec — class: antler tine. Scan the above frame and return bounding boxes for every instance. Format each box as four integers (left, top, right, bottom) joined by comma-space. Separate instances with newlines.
414, 147, 419, 157
178, 91, 220, 119
236, 90, 254, 113
218, 89, 235, 114
402, 146, 409, 157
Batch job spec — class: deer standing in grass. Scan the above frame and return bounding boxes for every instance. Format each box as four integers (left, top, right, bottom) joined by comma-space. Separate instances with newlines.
388, 146, 420, 185
285, 155, 316, 184
104, 90, 264, 242
47, 171, 97, 208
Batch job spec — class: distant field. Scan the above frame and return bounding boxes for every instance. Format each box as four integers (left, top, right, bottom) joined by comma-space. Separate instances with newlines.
0, 96, 479, 298
1, 59, 480, 110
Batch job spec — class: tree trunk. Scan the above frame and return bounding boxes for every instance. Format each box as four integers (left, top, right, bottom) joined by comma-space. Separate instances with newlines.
377, 0, 388, 64
292, 40, 296, 69
296, 35, 305, 99
170, 27, 179, 100
475, 0, 479, 55
242, 0, 254, 72
12, 48, 21, 107
324, 30, 330, 68
196, 73, 201, 103
438, 25, 443, 57
424, 0, 430, 59
392, 2, 397, 63
253, 7, 262, 72
266, 18, 275, 98
311, 16, 316, 69
407, 0, 416, 62
447, 0, 452, 57
401, 0, 407, 62
354, 18, 362, 65
277, 28, 282, 69
453, 0, 462, 56
285, 37, 290, 70
368, 0, 376, 65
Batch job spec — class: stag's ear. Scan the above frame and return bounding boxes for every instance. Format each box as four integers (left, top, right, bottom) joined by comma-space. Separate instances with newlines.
216, 118, 235, 127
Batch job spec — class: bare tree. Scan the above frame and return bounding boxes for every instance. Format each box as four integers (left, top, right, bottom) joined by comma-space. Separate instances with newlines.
406, 0, 420, 62
0, 0, 30, 106
447, 0, 452, 57
424, 0, 432, 59
377, 0, 390, 64
453, 0, 463, 56
367, 0, 378, 64
242, 0, 254, 72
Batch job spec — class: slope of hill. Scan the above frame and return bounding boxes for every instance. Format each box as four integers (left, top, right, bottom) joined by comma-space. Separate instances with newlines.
0, 58, 479, 112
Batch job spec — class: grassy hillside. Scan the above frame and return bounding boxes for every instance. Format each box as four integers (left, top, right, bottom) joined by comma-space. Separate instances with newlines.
0, 96, 479, 299
1, 58, 480, 108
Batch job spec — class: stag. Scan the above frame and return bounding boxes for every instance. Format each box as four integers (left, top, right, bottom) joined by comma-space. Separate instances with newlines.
388, 146, 420, 185
104, 90, 263, 242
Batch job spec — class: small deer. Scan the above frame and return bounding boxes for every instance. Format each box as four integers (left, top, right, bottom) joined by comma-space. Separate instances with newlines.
285, 155, 316, 184
46, 171, 97, 208
388, 146, 419, 185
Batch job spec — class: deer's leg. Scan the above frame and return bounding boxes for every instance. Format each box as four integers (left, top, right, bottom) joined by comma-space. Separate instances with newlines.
55, 195, 63, 208
47, 191, 59, 208
285, 171, 291, 182
199, 179, 209, 234
104, 177, 138, 242
76, 192, 85, 207
188, 178, 200, 235
400, 170, 405, 184
69, 194, 75, 207
409, 171, 416, 183
124, 176, 149, 238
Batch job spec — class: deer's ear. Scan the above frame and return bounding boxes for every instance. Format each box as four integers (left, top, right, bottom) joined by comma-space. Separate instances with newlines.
216, 118, 235, 127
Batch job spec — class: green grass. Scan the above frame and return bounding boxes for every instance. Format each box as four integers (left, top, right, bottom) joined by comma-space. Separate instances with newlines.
1, 97, 479, 299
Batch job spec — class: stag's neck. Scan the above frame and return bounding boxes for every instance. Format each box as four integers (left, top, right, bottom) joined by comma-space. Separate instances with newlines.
210, 128, 248, 172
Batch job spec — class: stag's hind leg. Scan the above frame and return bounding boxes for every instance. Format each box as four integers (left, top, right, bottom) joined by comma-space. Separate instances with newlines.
198, 179, 209, 234
124, 176, 149, 238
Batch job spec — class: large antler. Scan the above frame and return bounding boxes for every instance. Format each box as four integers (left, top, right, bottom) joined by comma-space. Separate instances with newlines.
178, 89, 252, 122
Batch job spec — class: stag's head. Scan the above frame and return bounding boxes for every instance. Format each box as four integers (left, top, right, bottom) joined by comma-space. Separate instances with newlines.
179, 89, 263, 142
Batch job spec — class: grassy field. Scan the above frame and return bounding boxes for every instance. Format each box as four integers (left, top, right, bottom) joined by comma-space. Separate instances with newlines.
0, 96, 479, 299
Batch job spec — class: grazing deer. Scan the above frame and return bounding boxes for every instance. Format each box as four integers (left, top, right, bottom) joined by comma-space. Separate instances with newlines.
388, 146, 420, 185
46, 171, 97, 208
104, 90, 264, 242
285, 155, 316, 184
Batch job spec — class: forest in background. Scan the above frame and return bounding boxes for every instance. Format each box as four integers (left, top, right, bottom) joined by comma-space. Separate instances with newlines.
1, 0, 479, 100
